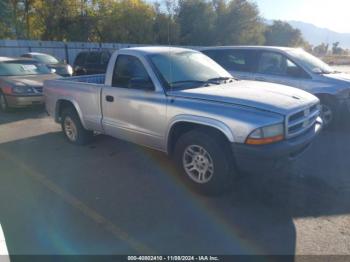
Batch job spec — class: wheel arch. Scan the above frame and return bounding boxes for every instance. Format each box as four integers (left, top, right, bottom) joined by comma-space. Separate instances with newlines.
314, 93, 337, 102
55, 99, 87, 128
166, 115, 235, 155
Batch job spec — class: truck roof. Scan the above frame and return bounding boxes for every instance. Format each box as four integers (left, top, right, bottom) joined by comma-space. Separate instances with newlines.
200, 46, 297, 52
122, 46, 197, 55
24, 52, 48, 55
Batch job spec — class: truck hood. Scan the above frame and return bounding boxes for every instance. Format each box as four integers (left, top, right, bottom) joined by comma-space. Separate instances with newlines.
167, 80, 318, 115
322, 72, 350, 83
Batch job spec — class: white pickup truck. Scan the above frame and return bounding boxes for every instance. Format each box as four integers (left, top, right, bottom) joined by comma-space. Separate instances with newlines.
44, 47, 322, 195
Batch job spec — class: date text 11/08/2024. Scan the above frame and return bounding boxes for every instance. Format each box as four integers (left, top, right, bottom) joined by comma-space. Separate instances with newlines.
127, 256, 219, 261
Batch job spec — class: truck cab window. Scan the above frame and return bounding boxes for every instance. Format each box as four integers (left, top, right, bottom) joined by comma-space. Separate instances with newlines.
204, 49, 256, 73
112, 55, 153, 89
258, 51, 308, 78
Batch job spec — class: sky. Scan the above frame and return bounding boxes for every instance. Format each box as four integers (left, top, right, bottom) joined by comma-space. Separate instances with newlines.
254, 0, 350, 33
147, 0, 350, 33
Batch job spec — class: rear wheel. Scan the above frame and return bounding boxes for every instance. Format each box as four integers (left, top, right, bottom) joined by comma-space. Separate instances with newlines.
0, 92, 9, 112
174, 129, 236, 195
61, 107, 93, 145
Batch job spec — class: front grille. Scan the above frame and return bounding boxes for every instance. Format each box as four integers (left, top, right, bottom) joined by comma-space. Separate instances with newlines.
33, 86, 43, 93
286, 103, 320, 138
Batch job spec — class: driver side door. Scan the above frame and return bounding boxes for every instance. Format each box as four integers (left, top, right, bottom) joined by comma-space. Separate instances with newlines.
101, 54, 167, 150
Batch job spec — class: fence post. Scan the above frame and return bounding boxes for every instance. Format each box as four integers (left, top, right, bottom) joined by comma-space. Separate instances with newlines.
64, 43, 69, 64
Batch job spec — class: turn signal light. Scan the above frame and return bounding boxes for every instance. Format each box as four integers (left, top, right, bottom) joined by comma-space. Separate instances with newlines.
246, 135, 284, 145
2, 86, 12, 94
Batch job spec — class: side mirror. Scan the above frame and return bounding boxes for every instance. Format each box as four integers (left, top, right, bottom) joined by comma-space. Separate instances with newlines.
129, 77, 154, 91
312, 67, 323, 74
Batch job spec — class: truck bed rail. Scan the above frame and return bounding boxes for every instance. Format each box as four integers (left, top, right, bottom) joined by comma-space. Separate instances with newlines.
61, 74, 105, 84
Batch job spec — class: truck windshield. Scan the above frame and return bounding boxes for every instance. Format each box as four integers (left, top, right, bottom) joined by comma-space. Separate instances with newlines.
288, 49, 335, 74
0, 61, 51, 76
149, 51, 232, 89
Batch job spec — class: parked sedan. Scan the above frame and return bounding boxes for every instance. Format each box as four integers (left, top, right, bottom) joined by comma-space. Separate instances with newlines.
201, 46, 350, 127
0, 57, 59, 112
21, 52, 73, 77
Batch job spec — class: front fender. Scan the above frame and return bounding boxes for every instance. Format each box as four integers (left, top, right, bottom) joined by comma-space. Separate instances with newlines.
166, 114, 236, 146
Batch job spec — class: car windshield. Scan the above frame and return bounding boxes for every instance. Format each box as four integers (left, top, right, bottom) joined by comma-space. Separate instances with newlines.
288, 49, 335, 74
32, 54, 60, 64
149, 51, 232, 89
0, 61, 51, 76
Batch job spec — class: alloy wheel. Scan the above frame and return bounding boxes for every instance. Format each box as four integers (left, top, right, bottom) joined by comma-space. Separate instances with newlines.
182, 145, 214, 184
320, 104, 333, 126
64, 116, 78, 142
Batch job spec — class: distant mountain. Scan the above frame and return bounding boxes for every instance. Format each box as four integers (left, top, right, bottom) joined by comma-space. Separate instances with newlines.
288, 21, 350, 49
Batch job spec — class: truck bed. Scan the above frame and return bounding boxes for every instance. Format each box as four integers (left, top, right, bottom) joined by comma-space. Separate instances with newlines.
44, 74, 105, 132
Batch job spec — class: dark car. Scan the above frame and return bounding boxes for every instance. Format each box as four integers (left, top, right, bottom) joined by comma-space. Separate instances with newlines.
21, 52, 73, 77
73, 50, 111, 75
0, 57, 59, 111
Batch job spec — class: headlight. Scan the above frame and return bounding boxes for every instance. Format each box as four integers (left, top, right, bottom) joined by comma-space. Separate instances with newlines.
12, 86, 34, 94
246, 123, 284, 145
66, 65, 73, 75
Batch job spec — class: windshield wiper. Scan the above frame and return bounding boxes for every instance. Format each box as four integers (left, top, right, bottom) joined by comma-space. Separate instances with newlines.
170, 80, 205, 85
168, 77, 235, 89
205, 77, 235, 84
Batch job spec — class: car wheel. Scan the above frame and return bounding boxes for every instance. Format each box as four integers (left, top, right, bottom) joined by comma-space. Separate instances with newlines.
61, 107, 93, 145
174, 129, 235, 195
0, 92, 9, 112
319, 98, 338, 129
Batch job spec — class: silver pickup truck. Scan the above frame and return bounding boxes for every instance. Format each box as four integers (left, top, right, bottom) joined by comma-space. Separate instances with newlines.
44, 47, 322, 195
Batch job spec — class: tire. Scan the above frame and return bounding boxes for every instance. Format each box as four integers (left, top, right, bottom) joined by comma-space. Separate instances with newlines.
61, 107, 93, 145
0, 92, 9, 112
173, 128, 236, 195
319, 97, 339, 130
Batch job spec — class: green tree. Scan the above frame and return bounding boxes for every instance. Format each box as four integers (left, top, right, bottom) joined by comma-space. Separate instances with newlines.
265, 20, 308, 47
313, 43, 329, 56
153, 1, 180, 45
214, 0, 265, 45
332, 42, 344, 55
176, 0, 216, 45
92, 0, 156, 43
0, 0, 14, 38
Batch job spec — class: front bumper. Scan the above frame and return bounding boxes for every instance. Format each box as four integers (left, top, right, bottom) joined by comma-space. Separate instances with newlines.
232, 119, 322, 175
5, 94, 44, 108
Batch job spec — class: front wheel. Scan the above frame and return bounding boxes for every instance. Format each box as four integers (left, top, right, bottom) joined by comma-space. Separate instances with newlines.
61, 107, 93, 145
319, 98, 338, 129
174, 129, 236, 195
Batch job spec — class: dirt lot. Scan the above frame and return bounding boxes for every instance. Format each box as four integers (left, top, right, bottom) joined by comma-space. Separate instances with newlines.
0, 107, 350, 255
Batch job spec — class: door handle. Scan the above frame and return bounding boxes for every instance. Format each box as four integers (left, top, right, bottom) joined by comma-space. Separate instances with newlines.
106, 95, 114, 102
255, 77, 266, 81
